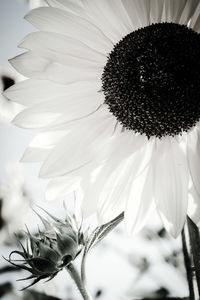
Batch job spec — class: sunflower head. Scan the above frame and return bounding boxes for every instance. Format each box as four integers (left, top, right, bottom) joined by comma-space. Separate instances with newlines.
7, 210, 85, 289
6, 0, 200, 237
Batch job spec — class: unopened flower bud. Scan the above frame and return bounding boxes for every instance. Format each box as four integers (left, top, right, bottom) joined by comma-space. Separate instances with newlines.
7, 209, 85, 289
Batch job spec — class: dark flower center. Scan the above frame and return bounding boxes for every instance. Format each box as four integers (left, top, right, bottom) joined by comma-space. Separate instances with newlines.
102, 23, 200, 138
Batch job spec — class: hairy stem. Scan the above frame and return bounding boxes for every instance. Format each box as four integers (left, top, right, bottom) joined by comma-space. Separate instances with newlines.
181, 227, 195, 300
66, 264, 92, 300
81, 249, 87, 287
187, 217, 200, 298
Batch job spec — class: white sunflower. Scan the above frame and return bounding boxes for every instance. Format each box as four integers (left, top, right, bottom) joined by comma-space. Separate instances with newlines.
5, 0, 200, 237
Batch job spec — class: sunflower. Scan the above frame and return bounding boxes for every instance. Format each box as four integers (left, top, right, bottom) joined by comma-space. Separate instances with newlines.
5, 0, 200, 237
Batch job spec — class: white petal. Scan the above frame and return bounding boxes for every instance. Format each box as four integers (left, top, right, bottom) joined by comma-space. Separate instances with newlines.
4, 79, 101, 106
97, 159, 132, 224
29, 128, 69, 148
161, 0, 188, 23
122, 0, 150, 29
21, 128, 69, 162
25, 7, 113, 53
125, 165, 154, 235
45, 176, 80, 201
154, 137, 189, 238
149, 0, 164, 23
0, 94, 24, 123
179, 0, 199, 24
188, 186, 200, 226
106, 0, 133, 32
189, 2, 200, 31
4, 79, 68, 106
45, 161, 99, 202
21, 147, 51, 162
39, 107, 116, 178
97, 138, 155, 225
187, 126, 200, 196
10, 51, 101, 84
192, 16, 200, 33
81, 0, 133, 43
46, 0, 84, 14
12, 92, 104, 128
13, 109, 59, 128
19, 31, 106, 65
81, 133, 152, 220
47, 0, 132, 43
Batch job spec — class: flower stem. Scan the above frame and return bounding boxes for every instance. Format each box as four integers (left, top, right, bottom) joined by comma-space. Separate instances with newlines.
181, 227, 195, 300
81, 249, 87, 286
66, 263, 93, 300
187, 216, 200, 298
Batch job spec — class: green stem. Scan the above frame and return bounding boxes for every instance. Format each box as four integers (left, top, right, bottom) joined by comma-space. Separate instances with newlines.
187, 216, 200, 297
81, 248, 88, 286
66, 264, 93, 300
181, 227, 195, 300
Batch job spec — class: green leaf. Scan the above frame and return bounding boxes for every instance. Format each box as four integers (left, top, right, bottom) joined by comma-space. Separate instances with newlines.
28, 257, 56, 274
36, 206, 62, 224
55, 223, 77, 243
17, 275, 37, 282
37, 242, 60, 264
56, 233, 77, 258
85, 212, 124, 252
4, 255, 37, 274
20, 275, 46, 291
33, 209, 52, 231
9, 250, 30, 261
15, 234, 29, 258
25, 229, 39, 257
81, 213, 124, 283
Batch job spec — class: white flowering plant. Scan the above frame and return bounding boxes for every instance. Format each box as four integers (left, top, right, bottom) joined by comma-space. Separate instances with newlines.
2, 0, 200, 299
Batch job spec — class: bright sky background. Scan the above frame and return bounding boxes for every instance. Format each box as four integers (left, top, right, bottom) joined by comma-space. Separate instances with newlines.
0, 0, 48, 202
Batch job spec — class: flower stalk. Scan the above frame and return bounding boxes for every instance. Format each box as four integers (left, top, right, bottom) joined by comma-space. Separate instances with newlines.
187, 217, 200, 299
181, 227, 195, 300
67, 264, 92, 300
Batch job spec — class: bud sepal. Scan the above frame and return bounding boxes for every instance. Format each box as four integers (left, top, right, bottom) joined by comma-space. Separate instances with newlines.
6, 209, 85, 289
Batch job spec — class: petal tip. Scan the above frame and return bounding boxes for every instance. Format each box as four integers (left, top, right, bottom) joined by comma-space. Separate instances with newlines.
165, 224, 183, 239
39, 167, 49, 179
11, 114, 20, 126
8, 55, 24, 75
169, 230, 180, 239
11, 113, 25, 128
24, 8, 37, 21
39, 163, 56, 179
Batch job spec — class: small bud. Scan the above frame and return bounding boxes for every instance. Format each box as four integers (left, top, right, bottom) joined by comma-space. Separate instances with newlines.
7, 209, 85, 289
